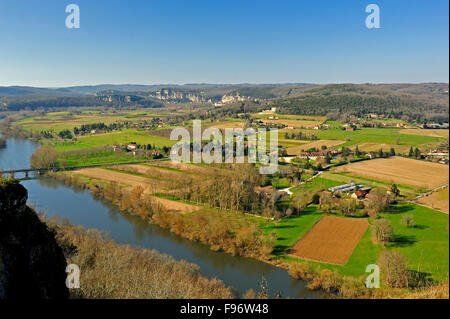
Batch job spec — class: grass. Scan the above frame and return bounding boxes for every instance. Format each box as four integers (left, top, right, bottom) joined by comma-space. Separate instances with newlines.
57, 150, 151, 167
264, 203, 449, 282
261, 206, 323, 255
381, 203, 449, 282
322, 171, 418, 197
314, 128, 444, 150
15, 111, 162, 133
290, 177, 342, 194
48, 129, 176, 152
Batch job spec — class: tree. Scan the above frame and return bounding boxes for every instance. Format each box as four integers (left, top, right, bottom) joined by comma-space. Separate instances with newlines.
377, 250, 410, 288
414, 147, 421, 159
389, 147, 396, 156
390, 184, 400, 197
372, 218, 394, 244
355, 145, 361, 157
401, 214, 416, 228
408, 146, 414, 157
30, 146, 58, 168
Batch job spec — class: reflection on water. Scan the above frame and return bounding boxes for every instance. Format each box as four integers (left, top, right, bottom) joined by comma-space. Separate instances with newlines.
1, 136, 325, 298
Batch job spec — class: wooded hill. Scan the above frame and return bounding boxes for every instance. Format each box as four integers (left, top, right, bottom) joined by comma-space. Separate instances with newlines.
272, 83, 449, 123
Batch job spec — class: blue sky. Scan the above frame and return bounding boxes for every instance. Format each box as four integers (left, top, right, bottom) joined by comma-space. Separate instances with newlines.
0, 0, 448, 86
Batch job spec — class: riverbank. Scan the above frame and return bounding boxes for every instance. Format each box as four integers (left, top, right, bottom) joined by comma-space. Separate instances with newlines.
45, 170, 449, 299
41, 214, 237, 299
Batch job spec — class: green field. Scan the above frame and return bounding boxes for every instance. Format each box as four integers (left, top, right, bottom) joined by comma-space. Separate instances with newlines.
47, 129, 176, 152
14, 110, 173, 133
264, 204, 449, 282
314, 128, 444, 150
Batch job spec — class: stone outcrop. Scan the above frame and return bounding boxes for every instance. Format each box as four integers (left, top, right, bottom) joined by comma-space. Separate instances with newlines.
0, 179, 68, 299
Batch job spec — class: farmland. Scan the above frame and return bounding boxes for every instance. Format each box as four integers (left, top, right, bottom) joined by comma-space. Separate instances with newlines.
49, 129, 176, 152
286, 140, 345, 155
268, 204, 449, 281
400, 129, 449, 138
14, 110, 168, 133
2, 96, 448, 297
416, 188, 449, 213
289, 216, 368, 265
313, 128, 445, 152
332, 157, 449, 190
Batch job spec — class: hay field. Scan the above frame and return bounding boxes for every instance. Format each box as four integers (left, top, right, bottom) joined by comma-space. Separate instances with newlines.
351, 142, 412, 154
73, 166, 201, 214
286, 140, 345, 155
416, 188, 449, 213
333, 157, 449, 190
400, 129, 449, 138
289, 216, 368, 265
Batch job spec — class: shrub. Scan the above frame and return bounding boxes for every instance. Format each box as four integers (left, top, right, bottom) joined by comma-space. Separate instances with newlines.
339, 277, 366, 298
288, 262, 313, 280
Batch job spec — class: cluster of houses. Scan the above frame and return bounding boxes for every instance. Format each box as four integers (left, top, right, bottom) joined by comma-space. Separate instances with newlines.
422, 123, 449, 129
112, 143, 161, 157
426, 148, 449, 164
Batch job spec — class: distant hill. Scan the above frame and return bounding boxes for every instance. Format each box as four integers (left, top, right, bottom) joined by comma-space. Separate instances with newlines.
0, 83, 447, 122
272, 83, 449, 123
0, 86, 82, 97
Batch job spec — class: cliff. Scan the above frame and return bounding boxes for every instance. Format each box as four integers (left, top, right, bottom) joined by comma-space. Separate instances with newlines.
0, 178, 69, 299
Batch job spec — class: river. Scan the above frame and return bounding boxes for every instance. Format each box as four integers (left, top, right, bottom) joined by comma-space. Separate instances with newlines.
0, 136, 324, 298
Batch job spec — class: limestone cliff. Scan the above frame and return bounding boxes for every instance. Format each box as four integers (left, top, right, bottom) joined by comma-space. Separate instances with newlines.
0, 179, 68, 299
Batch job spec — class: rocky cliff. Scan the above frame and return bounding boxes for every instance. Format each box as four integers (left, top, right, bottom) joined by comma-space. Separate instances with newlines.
0, 178, 68, 299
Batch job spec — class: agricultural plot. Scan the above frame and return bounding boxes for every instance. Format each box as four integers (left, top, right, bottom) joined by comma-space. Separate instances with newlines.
50, 129, 175, 152
333, 157, 449, 190
15, 111, 160, 133
289, 216, 368, 265
286, 139, 345, 155
73, 165, 202, 214
314, 128, 444, 151
416, 188, 449, 213
399, 129, 449, 138
253, 113, 325, 128
350, 142, 412, 154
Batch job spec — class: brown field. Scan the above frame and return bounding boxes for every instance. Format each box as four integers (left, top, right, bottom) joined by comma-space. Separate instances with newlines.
204, 121, 245, 130
289, 216, 368, 265
416, 188, 449, 213
399, 129, 449, 138
75, 167, 158, 189
351, 143, 412, 154
148, 160, 216, 175
333, 157, 449, 189
73, 167, 201, 214
261, 119, 322, 128
287, 140, 345, 155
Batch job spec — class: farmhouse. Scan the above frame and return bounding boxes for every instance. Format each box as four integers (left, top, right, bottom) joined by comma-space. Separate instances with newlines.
351, 187, 372, 199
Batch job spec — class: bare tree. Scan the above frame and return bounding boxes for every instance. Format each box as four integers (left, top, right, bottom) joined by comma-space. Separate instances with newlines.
30, 146, 58, 168
377, 250, 410, 288
372, 218, 394, 244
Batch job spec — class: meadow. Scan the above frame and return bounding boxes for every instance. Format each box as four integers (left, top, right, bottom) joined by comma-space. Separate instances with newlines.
265, 204, 449, 282
313, 128, 445, 152
48, 129, 176, 152
15, 110, 165, 133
